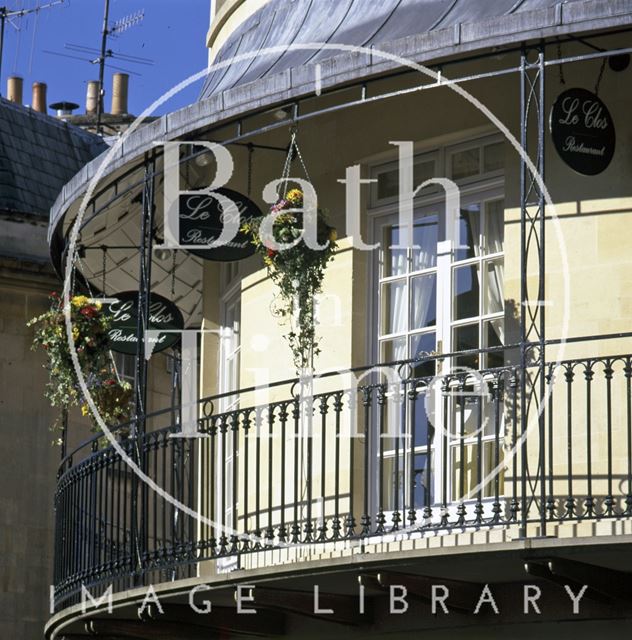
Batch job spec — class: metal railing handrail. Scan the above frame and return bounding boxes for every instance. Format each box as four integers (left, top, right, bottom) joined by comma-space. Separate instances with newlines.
58, 331, 632, 473
58, 334, 632, 473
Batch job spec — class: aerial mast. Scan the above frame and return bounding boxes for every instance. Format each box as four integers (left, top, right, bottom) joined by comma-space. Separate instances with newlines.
0, 0, 66, 96
92, 0, 145, 134
96, 0, 110, 135
41, 1, 148, 133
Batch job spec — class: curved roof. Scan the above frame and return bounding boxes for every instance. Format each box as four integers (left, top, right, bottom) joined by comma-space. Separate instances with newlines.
200, 0, 604, 99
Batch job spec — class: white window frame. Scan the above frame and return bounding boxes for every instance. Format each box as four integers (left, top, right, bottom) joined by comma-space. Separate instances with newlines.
367, 133, 506, 519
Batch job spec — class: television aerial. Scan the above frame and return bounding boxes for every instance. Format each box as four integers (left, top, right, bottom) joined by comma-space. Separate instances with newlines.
0, 0, 67, 95
43, 1, 152, 134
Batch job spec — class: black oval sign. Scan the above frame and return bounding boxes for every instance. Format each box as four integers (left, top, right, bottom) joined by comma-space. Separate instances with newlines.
179, 187, 262, 261
105, 292, 184, 355
550, 88, 615, 176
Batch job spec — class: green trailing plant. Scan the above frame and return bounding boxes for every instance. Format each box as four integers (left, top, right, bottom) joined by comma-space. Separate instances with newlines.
242, 188, 337, 371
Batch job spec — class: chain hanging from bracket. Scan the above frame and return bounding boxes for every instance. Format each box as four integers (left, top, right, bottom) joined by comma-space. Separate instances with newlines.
171, 250, 177, 298
247, 143, 254, 196
279, 126, 312, 198
557, 42, 566, 85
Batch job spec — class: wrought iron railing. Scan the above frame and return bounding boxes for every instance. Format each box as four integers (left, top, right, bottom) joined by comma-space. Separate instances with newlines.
52, 342, 632, 610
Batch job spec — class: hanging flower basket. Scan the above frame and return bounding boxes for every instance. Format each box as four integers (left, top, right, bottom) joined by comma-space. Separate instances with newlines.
28, 293, 133, 440
242, 188, 337, 371
83, 377, 134, 435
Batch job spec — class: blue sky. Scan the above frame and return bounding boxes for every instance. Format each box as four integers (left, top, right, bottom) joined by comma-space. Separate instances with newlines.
1, 0, 211, 116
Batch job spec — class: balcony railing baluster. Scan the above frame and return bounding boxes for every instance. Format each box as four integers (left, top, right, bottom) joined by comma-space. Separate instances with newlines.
583, 363, 593, 519
230, 411, 239, 554
491, 377, 502, 524
209, 417, 217, 555
565, 365, 575, 518
291, 400, 300, 544
254, 408, 262, 548
457, 378, 466, 526
241, 409, 251, 552
407, 381, 417, 529
625, 358, 632, 515
318, 396, 329, 542
604, 361, 615, 516
440, 377, 449, 528
219, 415, 228, 555
423, 421, 433, 527
474, 377, 484, 525
265, 406, 275, 546
361, 387, 372, 536
391, 383, 401, 532
376, 385, 386, 535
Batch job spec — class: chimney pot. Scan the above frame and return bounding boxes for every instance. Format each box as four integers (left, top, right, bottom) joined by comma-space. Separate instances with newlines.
111, 72, 129, 116
32, 82, 47, 114
7, 76, 23, 105
86, 80, 100, 115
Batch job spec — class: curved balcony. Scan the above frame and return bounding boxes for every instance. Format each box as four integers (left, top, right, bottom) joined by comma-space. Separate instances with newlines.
52, 338, 632, 613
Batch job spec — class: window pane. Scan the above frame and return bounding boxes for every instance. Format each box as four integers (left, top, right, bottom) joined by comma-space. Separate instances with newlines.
115, 352, 135, 383
482, 440, 503, 497
381, 336, 407, 363
451, 381, 502, 441
383, 226, 407, 277
451, 148, 480, 180
376, 158, 437, 201
410, 332, 436, 379
485, 200, 504, 254
450, 440, 502, 500
451, 443, 476, 501
451, 382, 486, 437
453, 323, 479, 370
485, 318, 505, 369
382, 280, 407, 335
411, 275, 436, 329
376, 167, 398, 200
413, 453, 431, 508
484, 259, 504, 315
455, 205, 480, 261
413, 396, 431, 448
483, 142, 504, 173
454, 264, 480, 320
382, 455, 405, 509
413, 159, 437, 192
412, 214, 438, 271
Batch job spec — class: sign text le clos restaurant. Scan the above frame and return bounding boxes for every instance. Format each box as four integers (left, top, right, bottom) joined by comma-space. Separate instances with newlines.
106, 292, 184, 355
550, 87, 615, 175
179, 187, 263, 261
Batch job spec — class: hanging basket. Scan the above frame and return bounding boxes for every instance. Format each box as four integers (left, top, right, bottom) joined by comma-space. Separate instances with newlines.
27, 292, 134, 441
241, 132, 337, 371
